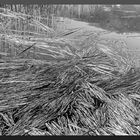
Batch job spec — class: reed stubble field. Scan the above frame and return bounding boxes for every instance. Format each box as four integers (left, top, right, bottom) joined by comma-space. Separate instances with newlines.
0, 7, 140, 136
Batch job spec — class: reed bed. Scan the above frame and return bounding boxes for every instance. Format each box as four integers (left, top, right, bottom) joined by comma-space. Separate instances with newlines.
0, 8, 140, 136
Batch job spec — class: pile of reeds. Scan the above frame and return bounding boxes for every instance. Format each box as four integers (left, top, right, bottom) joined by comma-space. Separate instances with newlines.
0, 8, 140, 136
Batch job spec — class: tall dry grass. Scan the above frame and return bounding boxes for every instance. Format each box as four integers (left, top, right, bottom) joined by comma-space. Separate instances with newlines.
0, 8, 140, 136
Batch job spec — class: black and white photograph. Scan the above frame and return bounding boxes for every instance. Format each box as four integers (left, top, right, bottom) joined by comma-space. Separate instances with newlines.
0, 4, 140, 136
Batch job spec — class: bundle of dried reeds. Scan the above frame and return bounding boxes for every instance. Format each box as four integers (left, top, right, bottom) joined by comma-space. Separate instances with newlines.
0, 8, 140, 136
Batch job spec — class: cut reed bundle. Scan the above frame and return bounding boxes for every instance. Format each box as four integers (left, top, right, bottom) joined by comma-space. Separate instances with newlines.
0, 8, 140, 136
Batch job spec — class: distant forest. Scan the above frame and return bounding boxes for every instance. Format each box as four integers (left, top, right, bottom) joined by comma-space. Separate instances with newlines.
0, 5, 140, 32
0, 5, 140, 19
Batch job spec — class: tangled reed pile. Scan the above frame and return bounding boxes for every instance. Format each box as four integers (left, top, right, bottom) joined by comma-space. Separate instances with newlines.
0, 8, 140, 136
